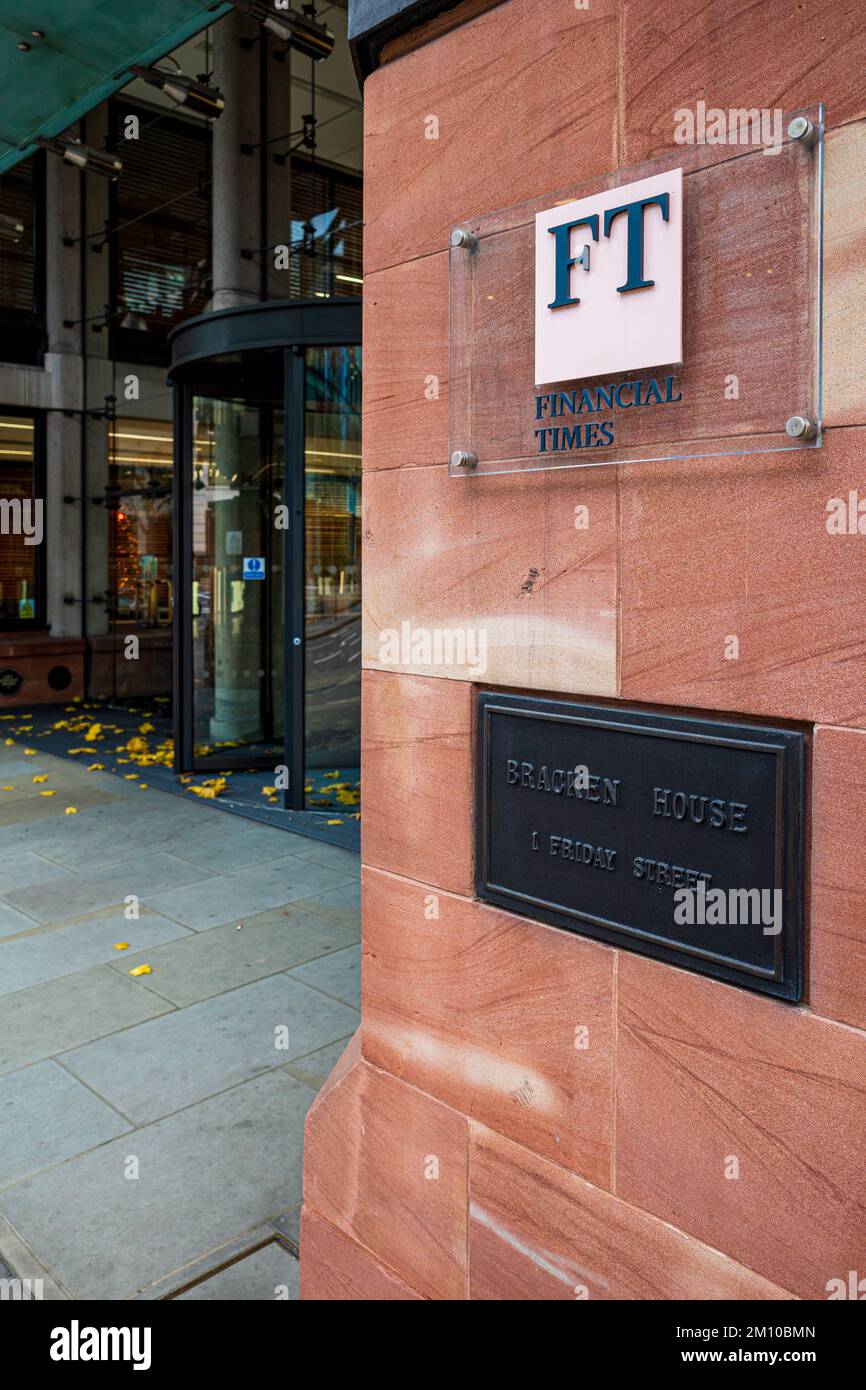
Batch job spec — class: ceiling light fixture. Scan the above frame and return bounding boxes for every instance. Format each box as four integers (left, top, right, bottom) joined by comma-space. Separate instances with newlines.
0, 212, 25, 243
231, 2, 335, 61
37, 137, 123, 180
130, 66, 226, 119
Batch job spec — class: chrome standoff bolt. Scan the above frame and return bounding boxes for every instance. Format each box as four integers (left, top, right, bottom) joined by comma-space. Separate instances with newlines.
785, 415, 819, 440
450, 227, 479, 252
787, 116, 819, 146
451, 449, 478, 469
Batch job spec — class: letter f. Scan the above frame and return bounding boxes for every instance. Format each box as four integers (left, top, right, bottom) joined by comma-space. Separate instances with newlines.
547, 215, 599, 309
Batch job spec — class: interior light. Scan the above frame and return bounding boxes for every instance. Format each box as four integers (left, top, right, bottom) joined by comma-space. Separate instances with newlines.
231, 2, 335, 61
130, 66, 226, 119
0, 213, 24, 243
37, 137, 123, 180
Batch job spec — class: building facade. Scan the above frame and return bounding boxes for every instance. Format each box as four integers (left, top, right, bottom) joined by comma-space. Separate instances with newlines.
300, 0, 866, 1299
0, 3, 364, 816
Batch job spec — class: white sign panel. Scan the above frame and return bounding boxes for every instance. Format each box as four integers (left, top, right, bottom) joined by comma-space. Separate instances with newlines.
534, 168, 683, 387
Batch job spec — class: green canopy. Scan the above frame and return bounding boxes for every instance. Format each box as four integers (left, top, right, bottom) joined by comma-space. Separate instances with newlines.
0, 2, 232, 174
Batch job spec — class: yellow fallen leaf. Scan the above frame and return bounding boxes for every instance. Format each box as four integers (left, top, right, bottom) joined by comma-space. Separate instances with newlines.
129, 964, 152, 977
139, 722, 155, 734
324, 770, 341, 779
87, 763, 105, 771
4, 738, 14, 746
113, 942, 129, 951
23, 748, 36, 756
126, 737, 148, 754
2, 784, 15, 791
39, 790, 57, 797
64, 807, 78, 815
84, 724, 103, 742
124, 773, 139, 780
327, 818, 344, 825
32, 774, 48, 784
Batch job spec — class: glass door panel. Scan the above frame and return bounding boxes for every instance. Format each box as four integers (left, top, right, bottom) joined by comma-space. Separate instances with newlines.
190, 395, 284, 767
303, 347, 362, 812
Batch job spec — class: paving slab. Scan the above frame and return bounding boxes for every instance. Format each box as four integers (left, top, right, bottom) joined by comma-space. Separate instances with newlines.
0, 802, 132, 855
34, 811, 211, 872
175, 1241, 298, 1300
5, 853, 210, 924
283, 1035, 355, 1091
0, 911, 192, 998
292, 839, 360, 876
61, 974, 360, 1124
109, 905, 359, 1007
0, 1070, 313, 1300
0, 966, 175, 1076
143, 856, 354, 931
287, 944, 361, 1007
294, 878, 361, 931
0, 786, 119, 829
271, 1203, 301, 1248
169, 824, 311, 874
0, 1061, 131, 1188
0, 901, 42, 941
0, 850, 74, 894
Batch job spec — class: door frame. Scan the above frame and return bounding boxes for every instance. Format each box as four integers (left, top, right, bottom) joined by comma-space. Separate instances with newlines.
169, 299, 362, 808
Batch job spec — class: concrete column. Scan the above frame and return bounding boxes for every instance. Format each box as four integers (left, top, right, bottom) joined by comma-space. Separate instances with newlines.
210, 11, 262, 310
81, 109, 112, 641
263, 37, 293, 301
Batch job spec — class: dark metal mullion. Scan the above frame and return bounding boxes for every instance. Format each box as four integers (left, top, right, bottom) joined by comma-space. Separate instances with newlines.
283, 347, 306, 811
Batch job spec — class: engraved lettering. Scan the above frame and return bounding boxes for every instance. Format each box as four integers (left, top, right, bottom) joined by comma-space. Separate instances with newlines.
653, 786, 750, 833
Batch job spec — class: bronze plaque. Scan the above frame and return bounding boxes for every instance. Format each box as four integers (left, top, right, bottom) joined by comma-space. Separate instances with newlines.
476, 693, 803, 1000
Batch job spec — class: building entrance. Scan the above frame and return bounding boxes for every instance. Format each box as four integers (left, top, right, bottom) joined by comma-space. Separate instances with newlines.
170, 299, 361, 812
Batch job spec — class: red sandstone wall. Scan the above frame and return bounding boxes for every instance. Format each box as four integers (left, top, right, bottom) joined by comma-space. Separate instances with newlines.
301, 0, 866, 1299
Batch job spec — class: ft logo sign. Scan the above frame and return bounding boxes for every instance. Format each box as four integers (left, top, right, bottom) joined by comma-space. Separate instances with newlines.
535, 169, 683, 386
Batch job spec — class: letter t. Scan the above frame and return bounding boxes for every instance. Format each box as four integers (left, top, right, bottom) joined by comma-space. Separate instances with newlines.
603, 193, 670, 293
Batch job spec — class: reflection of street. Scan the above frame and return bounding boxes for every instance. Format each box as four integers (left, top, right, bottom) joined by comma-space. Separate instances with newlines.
306, 609, 361, 765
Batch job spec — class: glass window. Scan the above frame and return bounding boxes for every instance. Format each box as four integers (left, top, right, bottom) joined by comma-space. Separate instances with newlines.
0, 160, 36, 313
0, 412, 43, 627
304, 346, 361, 810
0, 154, 45, 365
110, 102, 211, 359
107, 418, 174, 631
289, 157, 363, 301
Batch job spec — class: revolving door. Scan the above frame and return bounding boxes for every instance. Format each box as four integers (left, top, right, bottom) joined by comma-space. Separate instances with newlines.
170, 300, 361, 813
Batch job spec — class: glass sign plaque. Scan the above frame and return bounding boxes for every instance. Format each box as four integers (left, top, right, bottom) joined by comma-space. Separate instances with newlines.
449, 105, 824, 476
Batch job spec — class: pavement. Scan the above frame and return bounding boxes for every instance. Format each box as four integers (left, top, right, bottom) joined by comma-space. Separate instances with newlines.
0, 740, 361, 1300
